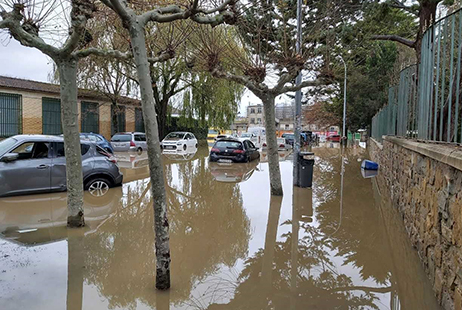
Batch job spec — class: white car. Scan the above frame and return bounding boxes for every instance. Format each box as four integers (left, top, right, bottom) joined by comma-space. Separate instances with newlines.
161, 132, 198, 151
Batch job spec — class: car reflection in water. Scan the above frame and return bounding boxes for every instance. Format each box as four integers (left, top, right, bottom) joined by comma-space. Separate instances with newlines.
209, 160, 259, 183
0, 188, 122, 245
162, 146, 198, 162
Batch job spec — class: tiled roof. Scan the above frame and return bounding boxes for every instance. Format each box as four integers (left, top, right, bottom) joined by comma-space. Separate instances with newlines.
0, 76, 140, 106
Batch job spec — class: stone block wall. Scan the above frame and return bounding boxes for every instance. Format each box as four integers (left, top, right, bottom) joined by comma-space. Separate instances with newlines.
370, 137, 462, 310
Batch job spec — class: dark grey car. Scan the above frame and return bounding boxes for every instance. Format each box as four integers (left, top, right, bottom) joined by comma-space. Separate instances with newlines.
0, 135, 123, 197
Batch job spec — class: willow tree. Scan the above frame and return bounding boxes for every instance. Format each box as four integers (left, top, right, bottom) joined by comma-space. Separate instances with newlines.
99, 0, 238, 290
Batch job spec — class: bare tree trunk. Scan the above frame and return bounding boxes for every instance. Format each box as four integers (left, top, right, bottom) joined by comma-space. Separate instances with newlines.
58, 59, 85, 227
261, 94, 283, 195
129, 22, 171, 290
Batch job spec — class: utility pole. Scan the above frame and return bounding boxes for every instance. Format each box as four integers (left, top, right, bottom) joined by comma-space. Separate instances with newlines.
293, 0, 303, 186
338, 55, 347, 145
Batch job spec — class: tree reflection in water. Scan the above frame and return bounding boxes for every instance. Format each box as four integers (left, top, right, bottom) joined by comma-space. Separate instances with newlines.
203, 145, 436, 310
81, 147, 250, 309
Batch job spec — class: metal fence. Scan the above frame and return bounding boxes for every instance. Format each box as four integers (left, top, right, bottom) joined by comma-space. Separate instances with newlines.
372, 9, 462, 143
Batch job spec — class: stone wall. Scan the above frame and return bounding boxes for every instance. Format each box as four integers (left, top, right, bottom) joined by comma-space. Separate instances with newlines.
370, 136, 462, 310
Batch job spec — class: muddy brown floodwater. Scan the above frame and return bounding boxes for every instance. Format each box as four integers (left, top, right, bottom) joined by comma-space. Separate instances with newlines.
0, 144, 440, 310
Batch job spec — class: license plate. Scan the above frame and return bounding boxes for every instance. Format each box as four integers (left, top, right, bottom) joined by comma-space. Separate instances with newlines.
218, 159, 232, 163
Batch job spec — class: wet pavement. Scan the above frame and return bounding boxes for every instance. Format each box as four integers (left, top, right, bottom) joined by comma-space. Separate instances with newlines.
0, 143, 440, 309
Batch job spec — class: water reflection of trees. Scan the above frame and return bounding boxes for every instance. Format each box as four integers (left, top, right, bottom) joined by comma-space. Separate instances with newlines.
206, 147, 395, 310
83, 147, 250, 309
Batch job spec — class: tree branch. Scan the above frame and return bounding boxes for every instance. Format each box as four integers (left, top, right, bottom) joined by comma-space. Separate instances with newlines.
330, 285, 392, 294
211, 68, 265, 95
272, 71, 297, 94
0, 6, 59, 58
389, 0, 419, 15
73, 48, 174, 63
370, 35, 415, 49
61, 1, 95, 55
278, 78, 329, 94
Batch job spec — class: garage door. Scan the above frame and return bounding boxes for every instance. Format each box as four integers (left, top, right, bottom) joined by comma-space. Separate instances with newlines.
0, 92, 22, 138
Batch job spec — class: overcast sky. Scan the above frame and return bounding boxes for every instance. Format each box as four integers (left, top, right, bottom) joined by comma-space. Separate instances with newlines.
0, 39, 53, 83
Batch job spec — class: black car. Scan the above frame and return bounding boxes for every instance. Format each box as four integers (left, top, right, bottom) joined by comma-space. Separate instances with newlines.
209, 138, 260, 163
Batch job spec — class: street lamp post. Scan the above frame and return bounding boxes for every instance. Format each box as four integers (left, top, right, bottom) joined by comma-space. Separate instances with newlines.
293, 0, 302, 186
338, 56, 347, 145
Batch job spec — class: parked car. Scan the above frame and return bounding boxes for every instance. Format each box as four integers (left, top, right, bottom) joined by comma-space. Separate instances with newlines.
239, 132, 259, 146
326, 134, 341, 142
282, 133, 295, 146
209, 138, 260, 163
161, 132, 198, 151
80, 133, 114, 154
277, 137, 290, 150
0, 135, 123, 197
111, 132, 147, 154
216, 133, 239, 140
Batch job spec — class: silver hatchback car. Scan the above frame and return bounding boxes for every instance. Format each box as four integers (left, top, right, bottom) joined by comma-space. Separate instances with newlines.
0, 135, 123, 197
111, 132, 147, 154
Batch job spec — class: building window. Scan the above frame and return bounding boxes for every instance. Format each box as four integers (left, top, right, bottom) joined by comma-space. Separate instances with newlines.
285, 124, 289, 130
135, 107, 144, 132
257, 107, 262, 114
0, 92, 22, 137
330, 126, 335, 132
250, 118, 255, 124
42, 97, 62, 135
257, 118, 262, 124
81, 102, 99, 133
250, 108, 255, 114
111, 105, 126, 135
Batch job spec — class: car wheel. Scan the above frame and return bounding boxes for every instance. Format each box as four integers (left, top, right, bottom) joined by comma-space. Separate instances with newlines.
195, 143, 198, 148
183, 144, 187, 151
85, 177, 111, 197
137, 147, 143, 155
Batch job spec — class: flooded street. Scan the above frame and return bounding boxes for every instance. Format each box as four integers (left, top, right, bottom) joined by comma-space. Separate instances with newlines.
0, 144, 440, 310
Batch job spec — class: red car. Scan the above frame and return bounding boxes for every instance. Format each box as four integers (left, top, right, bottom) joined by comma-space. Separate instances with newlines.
326, 134, 341, 142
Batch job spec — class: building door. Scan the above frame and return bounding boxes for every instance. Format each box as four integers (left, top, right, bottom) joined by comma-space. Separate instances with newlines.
42, 97, 62, 135
135, 107, 144, 132
111, 105, 126, 135
81, 102, 99, 133
0, 92, 22, 138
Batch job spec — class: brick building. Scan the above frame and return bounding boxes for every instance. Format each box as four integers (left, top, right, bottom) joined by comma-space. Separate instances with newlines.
0, 76, 143, 140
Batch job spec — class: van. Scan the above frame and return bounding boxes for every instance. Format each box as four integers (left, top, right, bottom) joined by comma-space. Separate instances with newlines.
248, 127, 266, 148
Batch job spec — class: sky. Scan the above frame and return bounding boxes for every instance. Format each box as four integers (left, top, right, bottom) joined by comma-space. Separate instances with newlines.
0, 39, 54, 83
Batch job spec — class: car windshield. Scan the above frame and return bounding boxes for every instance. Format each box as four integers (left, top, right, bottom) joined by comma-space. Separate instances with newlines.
284, 134, 294, 139
241, 133, 251, 138
165, 132, 185, 140
0, 137, 18, 156
111, 134, 131, 142
215, 141, 242, 149
208, 130, 218, 134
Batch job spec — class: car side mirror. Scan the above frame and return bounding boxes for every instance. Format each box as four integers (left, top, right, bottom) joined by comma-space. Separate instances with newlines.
2, 153, 19, 162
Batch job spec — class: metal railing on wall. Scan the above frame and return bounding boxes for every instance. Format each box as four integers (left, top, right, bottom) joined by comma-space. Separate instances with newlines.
372, 9, 462, 143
